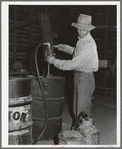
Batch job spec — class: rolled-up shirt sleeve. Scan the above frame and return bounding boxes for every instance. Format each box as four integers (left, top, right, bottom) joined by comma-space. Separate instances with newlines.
54, 41, 93, 71
62, 45, 75, 55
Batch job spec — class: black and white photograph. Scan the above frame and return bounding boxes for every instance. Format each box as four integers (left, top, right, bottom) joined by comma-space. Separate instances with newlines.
1, 1, 120, 147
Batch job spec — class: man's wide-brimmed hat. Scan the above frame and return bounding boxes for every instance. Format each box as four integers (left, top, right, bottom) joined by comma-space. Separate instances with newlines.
72, 14, 95, 31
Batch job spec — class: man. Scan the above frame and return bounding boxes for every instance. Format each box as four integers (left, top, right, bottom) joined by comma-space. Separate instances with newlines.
47, 14, 99, 120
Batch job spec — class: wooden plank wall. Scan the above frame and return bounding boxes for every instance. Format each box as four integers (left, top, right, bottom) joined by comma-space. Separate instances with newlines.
90, 5, 116, 95
9, 6, 44, 73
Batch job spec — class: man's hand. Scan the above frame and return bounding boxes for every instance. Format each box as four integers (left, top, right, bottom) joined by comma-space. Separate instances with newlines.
47, 56, 56, 64
53, 44, 65, 51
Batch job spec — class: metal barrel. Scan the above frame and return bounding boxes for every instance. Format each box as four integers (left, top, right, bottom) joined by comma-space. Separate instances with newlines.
9, 77, 33, 145
27, 75, 65, 139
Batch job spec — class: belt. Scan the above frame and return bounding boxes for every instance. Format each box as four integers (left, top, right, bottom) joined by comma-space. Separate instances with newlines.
74, 70, 92, 73
74, 71, 83, 73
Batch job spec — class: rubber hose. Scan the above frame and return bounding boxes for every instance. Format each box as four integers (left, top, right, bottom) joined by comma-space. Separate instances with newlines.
32, 43, 48, 144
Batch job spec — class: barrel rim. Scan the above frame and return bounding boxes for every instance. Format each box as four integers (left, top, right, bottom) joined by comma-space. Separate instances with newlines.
27, 75, 66, 79
9, 122, 33, 133
32, 96, 65, 101
32, 115, 63, 121
9, 77, 31, 81
9, 95, 33, 106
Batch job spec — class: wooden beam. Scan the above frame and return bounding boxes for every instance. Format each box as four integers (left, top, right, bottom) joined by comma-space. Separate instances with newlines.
103, 6, 109, 97
29, 6, 34, 73
13, 6, 17, 64
10, 16, 38, 31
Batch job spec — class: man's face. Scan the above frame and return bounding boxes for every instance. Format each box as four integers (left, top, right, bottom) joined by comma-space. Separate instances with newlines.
77, 29, 89, 38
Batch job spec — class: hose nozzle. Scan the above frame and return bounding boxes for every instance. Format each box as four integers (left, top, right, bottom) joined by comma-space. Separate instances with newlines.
43, 42, 55, 63
42, 42, 50, 47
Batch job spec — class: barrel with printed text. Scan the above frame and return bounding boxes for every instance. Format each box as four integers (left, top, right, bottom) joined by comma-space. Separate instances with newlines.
9, 77, 33, 145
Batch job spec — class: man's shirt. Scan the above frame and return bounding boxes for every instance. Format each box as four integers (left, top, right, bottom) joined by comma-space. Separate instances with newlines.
54, 33, 99, 73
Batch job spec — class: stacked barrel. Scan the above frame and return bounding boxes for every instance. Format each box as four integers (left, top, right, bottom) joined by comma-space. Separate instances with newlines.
9, 77, 33, 145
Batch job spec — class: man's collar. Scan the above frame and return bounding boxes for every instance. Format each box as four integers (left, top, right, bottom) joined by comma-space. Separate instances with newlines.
78, 33, 90, 41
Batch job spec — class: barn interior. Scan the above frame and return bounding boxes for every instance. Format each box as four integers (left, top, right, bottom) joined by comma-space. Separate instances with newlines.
9, 4, 117, 145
